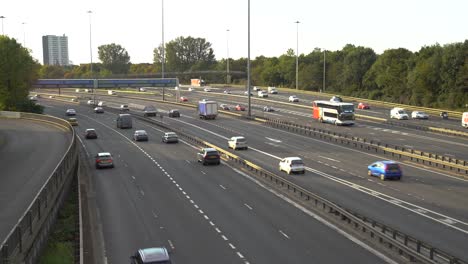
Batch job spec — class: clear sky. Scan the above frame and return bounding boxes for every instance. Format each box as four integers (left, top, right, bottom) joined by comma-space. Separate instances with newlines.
2, 0, 467, 65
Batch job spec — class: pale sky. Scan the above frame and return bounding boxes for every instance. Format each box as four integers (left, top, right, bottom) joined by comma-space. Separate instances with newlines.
2, 0, 467, 65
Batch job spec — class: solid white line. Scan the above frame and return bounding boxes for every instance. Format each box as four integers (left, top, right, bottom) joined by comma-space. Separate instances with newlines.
318, 155, 341, 163
230, 167, 399, 264
279, 230, 290, 239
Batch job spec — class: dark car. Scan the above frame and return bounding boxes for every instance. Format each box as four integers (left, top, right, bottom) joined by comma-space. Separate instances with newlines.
168, 109, 180, 118
143, 106, 157, 117
162, 132, 179, 143
197, 147, 220, 165
133, 130, 149, 141
85, 128, 97, 139
440, 111, 449, 119
94, 107, 104, 113
367, 161, 402, 181
130, 247, 171, 264
95, 152, 114, 169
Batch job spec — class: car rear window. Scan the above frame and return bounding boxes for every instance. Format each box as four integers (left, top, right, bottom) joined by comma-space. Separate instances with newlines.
236, 138, 246, 143
386, 164, 400, 170
206, 151, 219, 156
291, 160, 303, 165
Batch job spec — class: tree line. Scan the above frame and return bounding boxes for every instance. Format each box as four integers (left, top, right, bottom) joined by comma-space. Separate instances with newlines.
1, 35, 466, 112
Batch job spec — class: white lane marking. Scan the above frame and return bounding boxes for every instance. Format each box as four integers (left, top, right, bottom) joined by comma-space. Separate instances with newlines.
318, 155, 341, 163
168, 240, 175, 250
152, 211, 158, 218
244, 203, 253, 210
222, 235, 228, 241
229, 243, 236, 249
215, 130, 468, 232
230, 167, 398, 264
209, 221, 215, 226
237, 252, 244, 258
265, 137, 282, 143
215, 228, 221, 233
76, 136, 90, 157
140, 190, 145, 196
201, 171, 206, 175
279, 230, 290, 239
219, 184, 227, 190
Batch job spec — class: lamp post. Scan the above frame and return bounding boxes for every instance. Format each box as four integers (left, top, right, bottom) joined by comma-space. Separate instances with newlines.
22, 22, 26, 46
294, 21, 300, 90
0, 16, 5, 35
226, 29, 230, 84
323, 50, 326, 92
247, 0, 251, 117
87, 10, 95, 101
161, 0, 166, 100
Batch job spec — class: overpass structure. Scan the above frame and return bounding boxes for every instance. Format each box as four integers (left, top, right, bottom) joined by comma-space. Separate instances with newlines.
32, 78, 179, 89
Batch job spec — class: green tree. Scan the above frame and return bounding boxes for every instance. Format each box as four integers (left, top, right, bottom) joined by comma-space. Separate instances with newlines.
98, 43, 131, 74
0, 36, 40, 111
39, 65, 66, 78
157, 36, 216, 72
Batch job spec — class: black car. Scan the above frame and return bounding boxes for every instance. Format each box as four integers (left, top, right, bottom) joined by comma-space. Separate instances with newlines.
197, 147, 221, 165
168, 109, 180, 118
440, 112, 449, 119
133, 130, 149, 141
94, 107, 104, 113
85, 128, 97, 139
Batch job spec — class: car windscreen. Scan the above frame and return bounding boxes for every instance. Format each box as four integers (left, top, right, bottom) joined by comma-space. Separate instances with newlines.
340, 105, 354, 113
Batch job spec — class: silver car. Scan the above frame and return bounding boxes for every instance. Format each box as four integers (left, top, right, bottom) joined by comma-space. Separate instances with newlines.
162, 132, 178, 143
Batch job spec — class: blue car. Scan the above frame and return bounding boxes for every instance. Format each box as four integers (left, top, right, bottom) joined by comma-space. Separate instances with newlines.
367, 161, 402, 181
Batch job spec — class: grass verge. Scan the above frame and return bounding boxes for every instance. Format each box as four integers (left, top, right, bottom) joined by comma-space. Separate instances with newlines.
38, 183, 77, 264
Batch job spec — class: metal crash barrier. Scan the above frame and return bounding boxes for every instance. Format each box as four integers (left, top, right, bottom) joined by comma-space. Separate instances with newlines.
0, 112, 79, 264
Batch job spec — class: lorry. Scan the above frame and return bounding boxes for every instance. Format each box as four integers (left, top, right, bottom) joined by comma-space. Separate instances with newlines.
268, 86, 278, 94
390, 107, 409, 120
191, 79, 206, 87
198, 100, 218, 120
462, 112, 468, 128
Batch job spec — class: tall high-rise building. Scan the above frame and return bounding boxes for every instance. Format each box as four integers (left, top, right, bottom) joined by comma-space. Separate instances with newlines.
42, 34, 69, 66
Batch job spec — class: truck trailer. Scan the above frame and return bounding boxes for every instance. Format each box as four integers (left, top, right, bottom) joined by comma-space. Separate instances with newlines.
198, 100, 218, 120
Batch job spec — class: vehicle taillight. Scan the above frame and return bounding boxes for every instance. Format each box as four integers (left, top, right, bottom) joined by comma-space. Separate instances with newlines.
96, 159, 101, 163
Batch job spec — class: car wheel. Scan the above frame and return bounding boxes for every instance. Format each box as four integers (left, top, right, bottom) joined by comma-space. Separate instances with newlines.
95, 164, 100, 169
367, 170, 372, 176
301, 170, 305, 174
397, 177, 401, 180
380, 174, 385, 181
217, 161, 221, 165
202, 161, 206, 166
287, 170, 291, 175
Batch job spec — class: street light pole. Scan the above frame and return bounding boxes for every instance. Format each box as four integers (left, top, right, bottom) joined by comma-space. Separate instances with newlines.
323, 50, 326, 92
22, 22, 26, 47
161, 0, 165, 100
87, 10, 95, 101
0, 16, 5, 35
294, 21, 300, 91
247, 0, 251, 117
226, 29, 230, 84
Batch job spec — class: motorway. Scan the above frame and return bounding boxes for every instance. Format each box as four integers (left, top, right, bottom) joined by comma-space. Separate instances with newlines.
41, 99, 388, 263
0, 118, 71, 242
36, 88, 468, 261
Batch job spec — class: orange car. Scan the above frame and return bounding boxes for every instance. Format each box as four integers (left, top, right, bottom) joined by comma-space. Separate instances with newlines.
358, 102, 370, 109
235, 104, 246, 111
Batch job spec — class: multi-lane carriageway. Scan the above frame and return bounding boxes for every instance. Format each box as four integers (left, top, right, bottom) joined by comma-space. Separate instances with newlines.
36, 87, 468, 263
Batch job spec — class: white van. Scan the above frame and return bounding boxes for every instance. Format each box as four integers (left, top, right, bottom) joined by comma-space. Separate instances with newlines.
390, 107, 409, 120
462, 112, 468, 128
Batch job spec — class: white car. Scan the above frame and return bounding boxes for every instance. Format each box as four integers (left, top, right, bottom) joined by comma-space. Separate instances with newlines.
411, 111, 429, 119
279, 157, 305, 174
253, 86, 260, 91
244, 91, 253, 96
288, 95, 299, 102
87, 100, 96, 105
203, 87, 211, 92
258, 91, 268, 98
330, 96, 343, 102
97, 101, 106, 107
228, 136, 248, 150
188, 87, 194, 91
29, 96, 38, 101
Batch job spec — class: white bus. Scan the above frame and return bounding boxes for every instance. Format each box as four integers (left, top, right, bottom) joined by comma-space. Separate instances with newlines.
312, 100, 355, 125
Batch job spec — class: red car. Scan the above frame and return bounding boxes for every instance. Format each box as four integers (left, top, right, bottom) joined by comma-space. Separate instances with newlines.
358, 102, 370, 109
235, 104, 246, 111
180, 96, 188, 102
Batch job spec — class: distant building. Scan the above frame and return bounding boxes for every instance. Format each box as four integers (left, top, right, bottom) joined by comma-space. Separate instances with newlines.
42, 34, 69, 66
